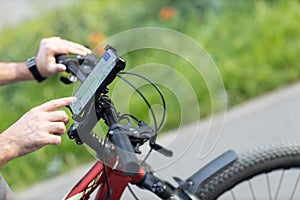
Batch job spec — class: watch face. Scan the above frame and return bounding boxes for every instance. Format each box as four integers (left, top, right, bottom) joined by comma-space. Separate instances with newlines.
27, 57, 36, 68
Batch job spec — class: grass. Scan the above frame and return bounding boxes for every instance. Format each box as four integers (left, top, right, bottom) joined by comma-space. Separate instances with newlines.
0, 0, 299, 191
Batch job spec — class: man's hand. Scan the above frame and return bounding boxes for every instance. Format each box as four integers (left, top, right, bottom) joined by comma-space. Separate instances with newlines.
0, 37, 91, 85
0, 97, 75, 167
35, 37, 92, 77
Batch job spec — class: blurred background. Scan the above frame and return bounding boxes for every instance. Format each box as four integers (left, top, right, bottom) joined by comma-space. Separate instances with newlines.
0, 0, 299, 192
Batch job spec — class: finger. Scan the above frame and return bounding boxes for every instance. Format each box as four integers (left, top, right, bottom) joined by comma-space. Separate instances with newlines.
65, 42, 92, 55
45, 57, 67, 74
46, 121, 66, 135
57, 39, 91, 55
47, 110, 69, 124
40, 97, 76, 112
48, 63, 67, 73
55, 63, 67, 72
45, 134, 62, 146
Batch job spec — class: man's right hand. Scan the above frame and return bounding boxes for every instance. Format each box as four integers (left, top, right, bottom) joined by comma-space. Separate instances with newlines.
0, 97, 75, 167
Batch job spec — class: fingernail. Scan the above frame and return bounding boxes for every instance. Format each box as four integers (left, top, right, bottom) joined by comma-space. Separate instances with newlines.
71, 97, 77, 103
58, 64, 67, 71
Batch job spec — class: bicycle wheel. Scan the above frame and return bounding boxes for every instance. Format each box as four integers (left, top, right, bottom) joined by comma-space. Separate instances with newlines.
195, 142, 300, 200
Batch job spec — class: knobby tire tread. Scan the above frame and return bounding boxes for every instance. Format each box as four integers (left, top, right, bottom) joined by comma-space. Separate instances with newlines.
195, 142, 300, 200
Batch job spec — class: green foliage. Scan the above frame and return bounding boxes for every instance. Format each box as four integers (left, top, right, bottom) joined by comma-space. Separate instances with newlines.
203, 0, 300, 104
0, 0, 299, 192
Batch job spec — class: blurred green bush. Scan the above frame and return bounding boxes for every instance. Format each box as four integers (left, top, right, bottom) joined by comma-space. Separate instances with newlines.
0, 0, 299, 191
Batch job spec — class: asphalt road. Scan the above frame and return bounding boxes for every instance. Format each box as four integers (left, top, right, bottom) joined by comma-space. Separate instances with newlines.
16, 81, 300, 199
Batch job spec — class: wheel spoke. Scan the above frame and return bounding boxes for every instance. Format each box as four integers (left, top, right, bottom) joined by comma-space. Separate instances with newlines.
274, 170, 284, 200
290, 172, 300, 200
266, 173, 272, 200
230, 190, 237, 200
248, 181, 256, 200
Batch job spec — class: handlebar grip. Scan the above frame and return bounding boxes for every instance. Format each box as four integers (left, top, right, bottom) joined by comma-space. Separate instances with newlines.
109, 126, 140, 177
55, 54, 79, 75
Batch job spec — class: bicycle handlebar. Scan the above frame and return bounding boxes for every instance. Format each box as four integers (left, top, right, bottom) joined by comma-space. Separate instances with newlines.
55, 54, 79, 75
101, 97, 140, 176
109, 126, 140, 176
55, 53, 97, 84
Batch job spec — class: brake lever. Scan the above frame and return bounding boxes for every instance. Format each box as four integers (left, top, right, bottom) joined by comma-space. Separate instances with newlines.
125, 120, 173, 157
137, 121, 173, 157
150, 139, 173, 157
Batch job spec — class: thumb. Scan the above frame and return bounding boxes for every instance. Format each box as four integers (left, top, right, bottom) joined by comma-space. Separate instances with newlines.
51, 63, 67, 73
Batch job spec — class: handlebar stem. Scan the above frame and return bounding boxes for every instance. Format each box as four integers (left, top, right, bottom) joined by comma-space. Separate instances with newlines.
97, 95, 140, 176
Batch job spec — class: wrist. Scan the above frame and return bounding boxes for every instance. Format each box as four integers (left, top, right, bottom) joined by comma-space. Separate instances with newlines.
0, 133, 18, 167
27, 57, 46, 83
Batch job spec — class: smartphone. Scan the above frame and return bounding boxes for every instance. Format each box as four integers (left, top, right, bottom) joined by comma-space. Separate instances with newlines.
70, 45, 126, 116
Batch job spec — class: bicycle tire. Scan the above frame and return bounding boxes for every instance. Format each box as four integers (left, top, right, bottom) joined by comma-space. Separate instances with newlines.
195, 142, 300, 200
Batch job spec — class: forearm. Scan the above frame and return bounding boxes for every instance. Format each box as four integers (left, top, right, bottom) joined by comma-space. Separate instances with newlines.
0, 62, 34, 85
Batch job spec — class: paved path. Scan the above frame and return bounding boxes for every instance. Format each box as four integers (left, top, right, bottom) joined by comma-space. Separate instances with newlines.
16, 81, 300, 199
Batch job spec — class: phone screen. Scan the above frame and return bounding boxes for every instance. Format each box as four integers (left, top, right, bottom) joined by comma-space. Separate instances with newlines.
70, 47, 121, 116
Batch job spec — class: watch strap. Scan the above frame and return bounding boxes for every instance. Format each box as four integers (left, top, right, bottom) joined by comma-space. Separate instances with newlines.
27, 57, 46, 82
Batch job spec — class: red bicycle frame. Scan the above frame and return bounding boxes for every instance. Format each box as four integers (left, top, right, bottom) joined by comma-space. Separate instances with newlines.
64, 160, 145, 200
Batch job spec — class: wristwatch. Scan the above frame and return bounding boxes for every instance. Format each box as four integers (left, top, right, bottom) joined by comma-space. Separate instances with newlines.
27, 57, 46, 82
